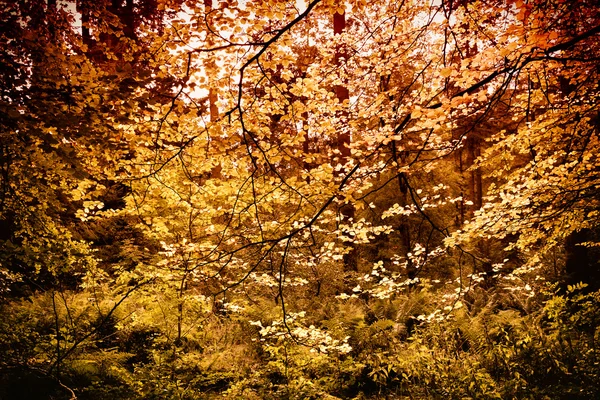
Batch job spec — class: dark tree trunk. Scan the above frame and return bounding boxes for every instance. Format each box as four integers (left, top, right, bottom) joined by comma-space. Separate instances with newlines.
565, 228, 600, 291
333, 5, 357, 272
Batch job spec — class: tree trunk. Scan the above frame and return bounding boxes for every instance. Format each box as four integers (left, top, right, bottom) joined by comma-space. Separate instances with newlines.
333, 5, 357, 271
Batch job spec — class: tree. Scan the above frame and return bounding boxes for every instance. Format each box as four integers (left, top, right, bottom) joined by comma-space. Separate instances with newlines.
2, 0, 600, 398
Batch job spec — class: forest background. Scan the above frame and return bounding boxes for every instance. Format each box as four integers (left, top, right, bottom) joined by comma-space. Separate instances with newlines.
1, 0, 600, 398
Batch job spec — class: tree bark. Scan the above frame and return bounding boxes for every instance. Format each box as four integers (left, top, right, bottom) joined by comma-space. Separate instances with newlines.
333, 5, 357, 271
